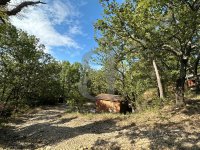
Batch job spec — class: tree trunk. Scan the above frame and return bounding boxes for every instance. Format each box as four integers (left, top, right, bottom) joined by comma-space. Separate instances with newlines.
153, 60, 164, 99
193, 54, 200, 93
0, 88, 14, 116
175, 58, 187, 107
0, 84, 6, 102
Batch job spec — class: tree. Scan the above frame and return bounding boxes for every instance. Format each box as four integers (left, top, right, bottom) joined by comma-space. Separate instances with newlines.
95, 0, 200, 107
0, 24, 62, 115
0, 0, 45, 23
60, 61, 86, 106
92, 30, 154, 109
153, 60, 164, 99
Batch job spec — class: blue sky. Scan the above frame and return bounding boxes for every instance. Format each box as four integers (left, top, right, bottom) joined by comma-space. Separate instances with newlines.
10, 0, 124, 64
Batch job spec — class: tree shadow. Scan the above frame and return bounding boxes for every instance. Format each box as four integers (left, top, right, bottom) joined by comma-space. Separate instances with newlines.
183, 99, 200, 115
1, 102, 199, 149
18, 109, 66, 123
91, 139, 121, 150
0, 117, 129, 149
123, 120, 200, 149
55, 117, 77, 124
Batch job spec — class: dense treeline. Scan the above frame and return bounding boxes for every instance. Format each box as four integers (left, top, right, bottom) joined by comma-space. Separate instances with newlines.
91, 0, 200, 108
0, 24, 85, 116
0, 24, 56, 114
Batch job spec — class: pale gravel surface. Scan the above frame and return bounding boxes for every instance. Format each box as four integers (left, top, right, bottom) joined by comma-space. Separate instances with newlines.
0, 102, 200, 150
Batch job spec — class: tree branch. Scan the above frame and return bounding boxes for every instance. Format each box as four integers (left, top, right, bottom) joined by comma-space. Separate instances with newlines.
162, 44, 182, 57
0, 0, 11, 5
116, 14, 147, 49
6, 1, 46, 16
0, 16, 5, 23
181, 0, 200, 11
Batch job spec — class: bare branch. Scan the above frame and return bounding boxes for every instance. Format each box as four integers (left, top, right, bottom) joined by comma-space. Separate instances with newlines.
6, 1, 46, 16
0, 0, 11, 5
162, 44, 182, 57
0, 16, 5, 23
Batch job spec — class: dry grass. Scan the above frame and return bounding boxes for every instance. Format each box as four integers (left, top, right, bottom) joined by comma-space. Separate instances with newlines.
0, 102, 199, 150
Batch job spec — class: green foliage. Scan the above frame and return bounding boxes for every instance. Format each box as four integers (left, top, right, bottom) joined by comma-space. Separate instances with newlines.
60, 61, 86, 106
0, 24, 63, 116
92, 0, 200, 108
0, 24, 88, 116
86, 68, 109, 95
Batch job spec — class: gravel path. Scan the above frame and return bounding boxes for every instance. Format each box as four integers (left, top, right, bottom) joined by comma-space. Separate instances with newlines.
0, 103, 200, 150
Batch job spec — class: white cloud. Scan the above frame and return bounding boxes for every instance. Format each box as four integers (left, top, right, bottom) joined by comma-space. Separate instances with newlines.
48, 0, 79, 24
9, 0, 82, 52
69, 25, 83, 35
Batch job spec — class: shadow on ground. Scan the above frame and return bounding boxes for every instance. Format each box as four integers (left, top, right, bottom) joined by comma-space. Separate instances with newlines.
0, 107, 129, 149
91, 99, 200, 150
91, 139, 121, 150
0, 102, 200, 149
183, 99, 200, 115
90, 120, 200, 150
123, 120, 200, 149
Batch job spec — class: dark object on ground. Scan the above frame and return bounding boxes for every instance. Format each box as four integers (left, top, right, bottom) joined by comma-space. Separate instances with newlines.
58, 97, 64, 103
0, 104, 14, 118
120, 100, 132, 114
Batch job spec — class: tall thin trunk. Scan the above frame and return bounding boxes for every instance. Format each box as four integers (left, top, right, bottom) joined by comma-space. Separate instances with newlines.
0, 83, 6, 102
194, 56, 200, 76
153, 60, 164, 99
193, 54, 200, 93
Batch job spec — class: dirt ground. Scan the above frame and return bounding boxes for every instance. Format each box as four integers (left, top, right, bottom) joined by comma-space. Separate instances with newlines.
0, 100, 200, 150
